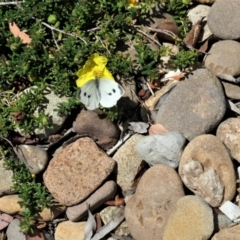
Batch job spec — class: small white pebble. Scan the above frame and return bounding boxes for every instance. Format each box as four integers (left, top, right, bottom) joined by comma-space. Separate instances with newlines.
220, 201, 240, 222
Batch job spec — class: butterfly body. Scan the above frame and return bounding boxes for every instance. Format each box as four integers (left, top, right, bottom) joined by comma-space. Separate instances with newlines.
77, 77, 125, 110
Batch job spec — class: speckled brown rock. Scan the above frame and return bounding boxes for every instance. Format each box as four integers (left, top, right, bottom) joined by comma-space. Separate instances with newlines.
43, 137, 115, 206
125, 165, 185, 240
217, 118, 240, 163
73, 109, 120, 150
179, 134, 236, 206
163, 195, 214, 240
212, 223, 240, 240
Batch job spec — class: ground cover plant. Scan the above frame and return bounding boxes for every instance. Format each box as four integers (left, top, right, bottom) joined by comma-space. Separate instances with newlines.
0, 0, 198, 235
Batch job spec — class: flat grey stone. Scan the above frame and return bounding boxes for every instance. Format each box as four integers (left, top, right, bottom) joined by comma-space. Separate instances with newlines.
208, 0, 240, 40
156, 69, 226, 140
204, 40, 240, 77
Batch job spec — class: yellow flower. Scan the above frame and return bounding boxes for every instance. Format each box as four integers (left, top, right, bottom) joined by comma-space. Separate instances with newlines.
76, 53, 114, 88
128, 0, 139, 7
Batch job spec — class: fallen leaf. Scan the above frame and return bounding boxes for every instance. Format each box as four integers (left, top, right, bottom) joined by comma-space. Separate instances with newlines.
156, 21, 180, 42
184, 18, 203, 49
84, 203, 96, 240
9, 22, 32, 44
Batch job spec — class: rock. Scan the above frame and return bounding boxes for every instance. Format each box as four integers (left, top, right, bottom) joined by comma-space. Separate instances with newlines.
135, 132, 186, 168
221, 82, 240, 100
179, 134, 236, 206
219, 201, 240, 222
140, 80, 178, 122
15, 145, 48, 174
148, 124, 168, 135
6, 218, 25, 240
55, 221, 86, 240
181, 159, 224, 207
73, 109, 120, 150
163, 195, 214, 240
0, 194, 65, 221
125, 164, 184, 240
16, 87, 69, 138
156, 69, 226, 140
38, 202, 66, 221
213, 211, 234, 231
204, 40, 240, 77
208, 0, 240, 40
211, 223, 240, 240
112, 134, 144, 192
0, 195, 22, 214
100, 206, 130, 236
43, 137, 115, 206
0, 158, 14, 196
217, 118, 240, 163
187, 5, 212, 42
66, 181, 117, 221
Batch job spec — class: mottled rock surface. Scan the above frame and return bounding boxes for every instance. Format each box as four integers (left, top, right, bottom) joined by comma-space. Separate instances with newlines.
55, 221, 86, 240
73, 109, 120, 150
204, 40, 240, 77
135, 132, 186, 168
0, 159, 14, 196
212, 223, 240, 240
156, 69, 226, 140
112, 134, 143, 192
43, 137, 115, 206
208, 0, 240, 39
125, 164, 184, 240
217, 118, 240, 163
163, 196, 214, 240
179, 134, 236, 206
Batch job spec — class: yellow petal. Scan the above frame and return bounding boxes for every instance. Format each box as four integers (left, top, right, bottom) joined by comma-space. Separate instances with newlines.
76, 53, 114, 87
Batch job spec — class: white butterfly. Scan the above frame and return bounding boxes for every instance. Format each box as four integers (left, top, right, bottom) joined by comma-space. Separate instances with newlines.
77, 77, 125, 110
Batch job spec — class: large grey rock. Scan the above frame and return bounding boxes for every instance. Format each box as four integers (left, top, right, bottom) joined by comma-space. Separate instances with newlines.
43, 137, 115, 206
163, 196, 214, 240
204, 40, 240, 77
135, 132, 186, 168
208, 0, 240, 40
125, 165, 184, 240
156, 69, 226, 140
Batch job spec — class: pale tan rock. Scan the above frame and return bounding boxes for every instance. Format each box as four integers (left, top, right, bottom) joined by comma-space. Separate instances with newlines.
0, 195, 22, 214
179, 134, 236, 206
38, 203, 66, 221
163, 195, 214, 240
148, 124, 168, 135
193, 0, 215, 3
43, 137, 115, 206
55, 221, 86, 240
211, 223, 240, 240
0, 194, 66, 221
217, 118, 240, 163
112, 134, 143, 192
125, 165, 185, 240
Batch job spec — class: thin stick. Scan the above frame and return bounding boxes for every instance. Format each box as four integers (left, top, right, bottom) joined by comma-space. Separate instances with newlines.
41, 22, 87, 45
135, 28, 161, 47
0, 1, 24, 5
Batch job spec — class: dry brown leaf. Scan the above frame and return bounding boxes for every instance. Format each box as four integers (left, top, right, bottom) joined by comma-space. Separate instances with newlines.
9, 22, 32, 44
184, 18, 203, 49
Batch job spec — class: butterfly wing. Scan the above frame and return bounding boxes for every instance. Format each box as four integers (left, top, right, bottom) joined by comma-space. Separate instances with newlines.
76, 79, 100, 110
98, 78, 125, 108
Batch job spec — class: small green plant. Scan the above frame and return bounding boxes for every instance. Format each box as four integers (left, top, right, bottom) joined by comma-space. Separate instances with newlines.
3, 156, 52, 234
170, 49, 198, 70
